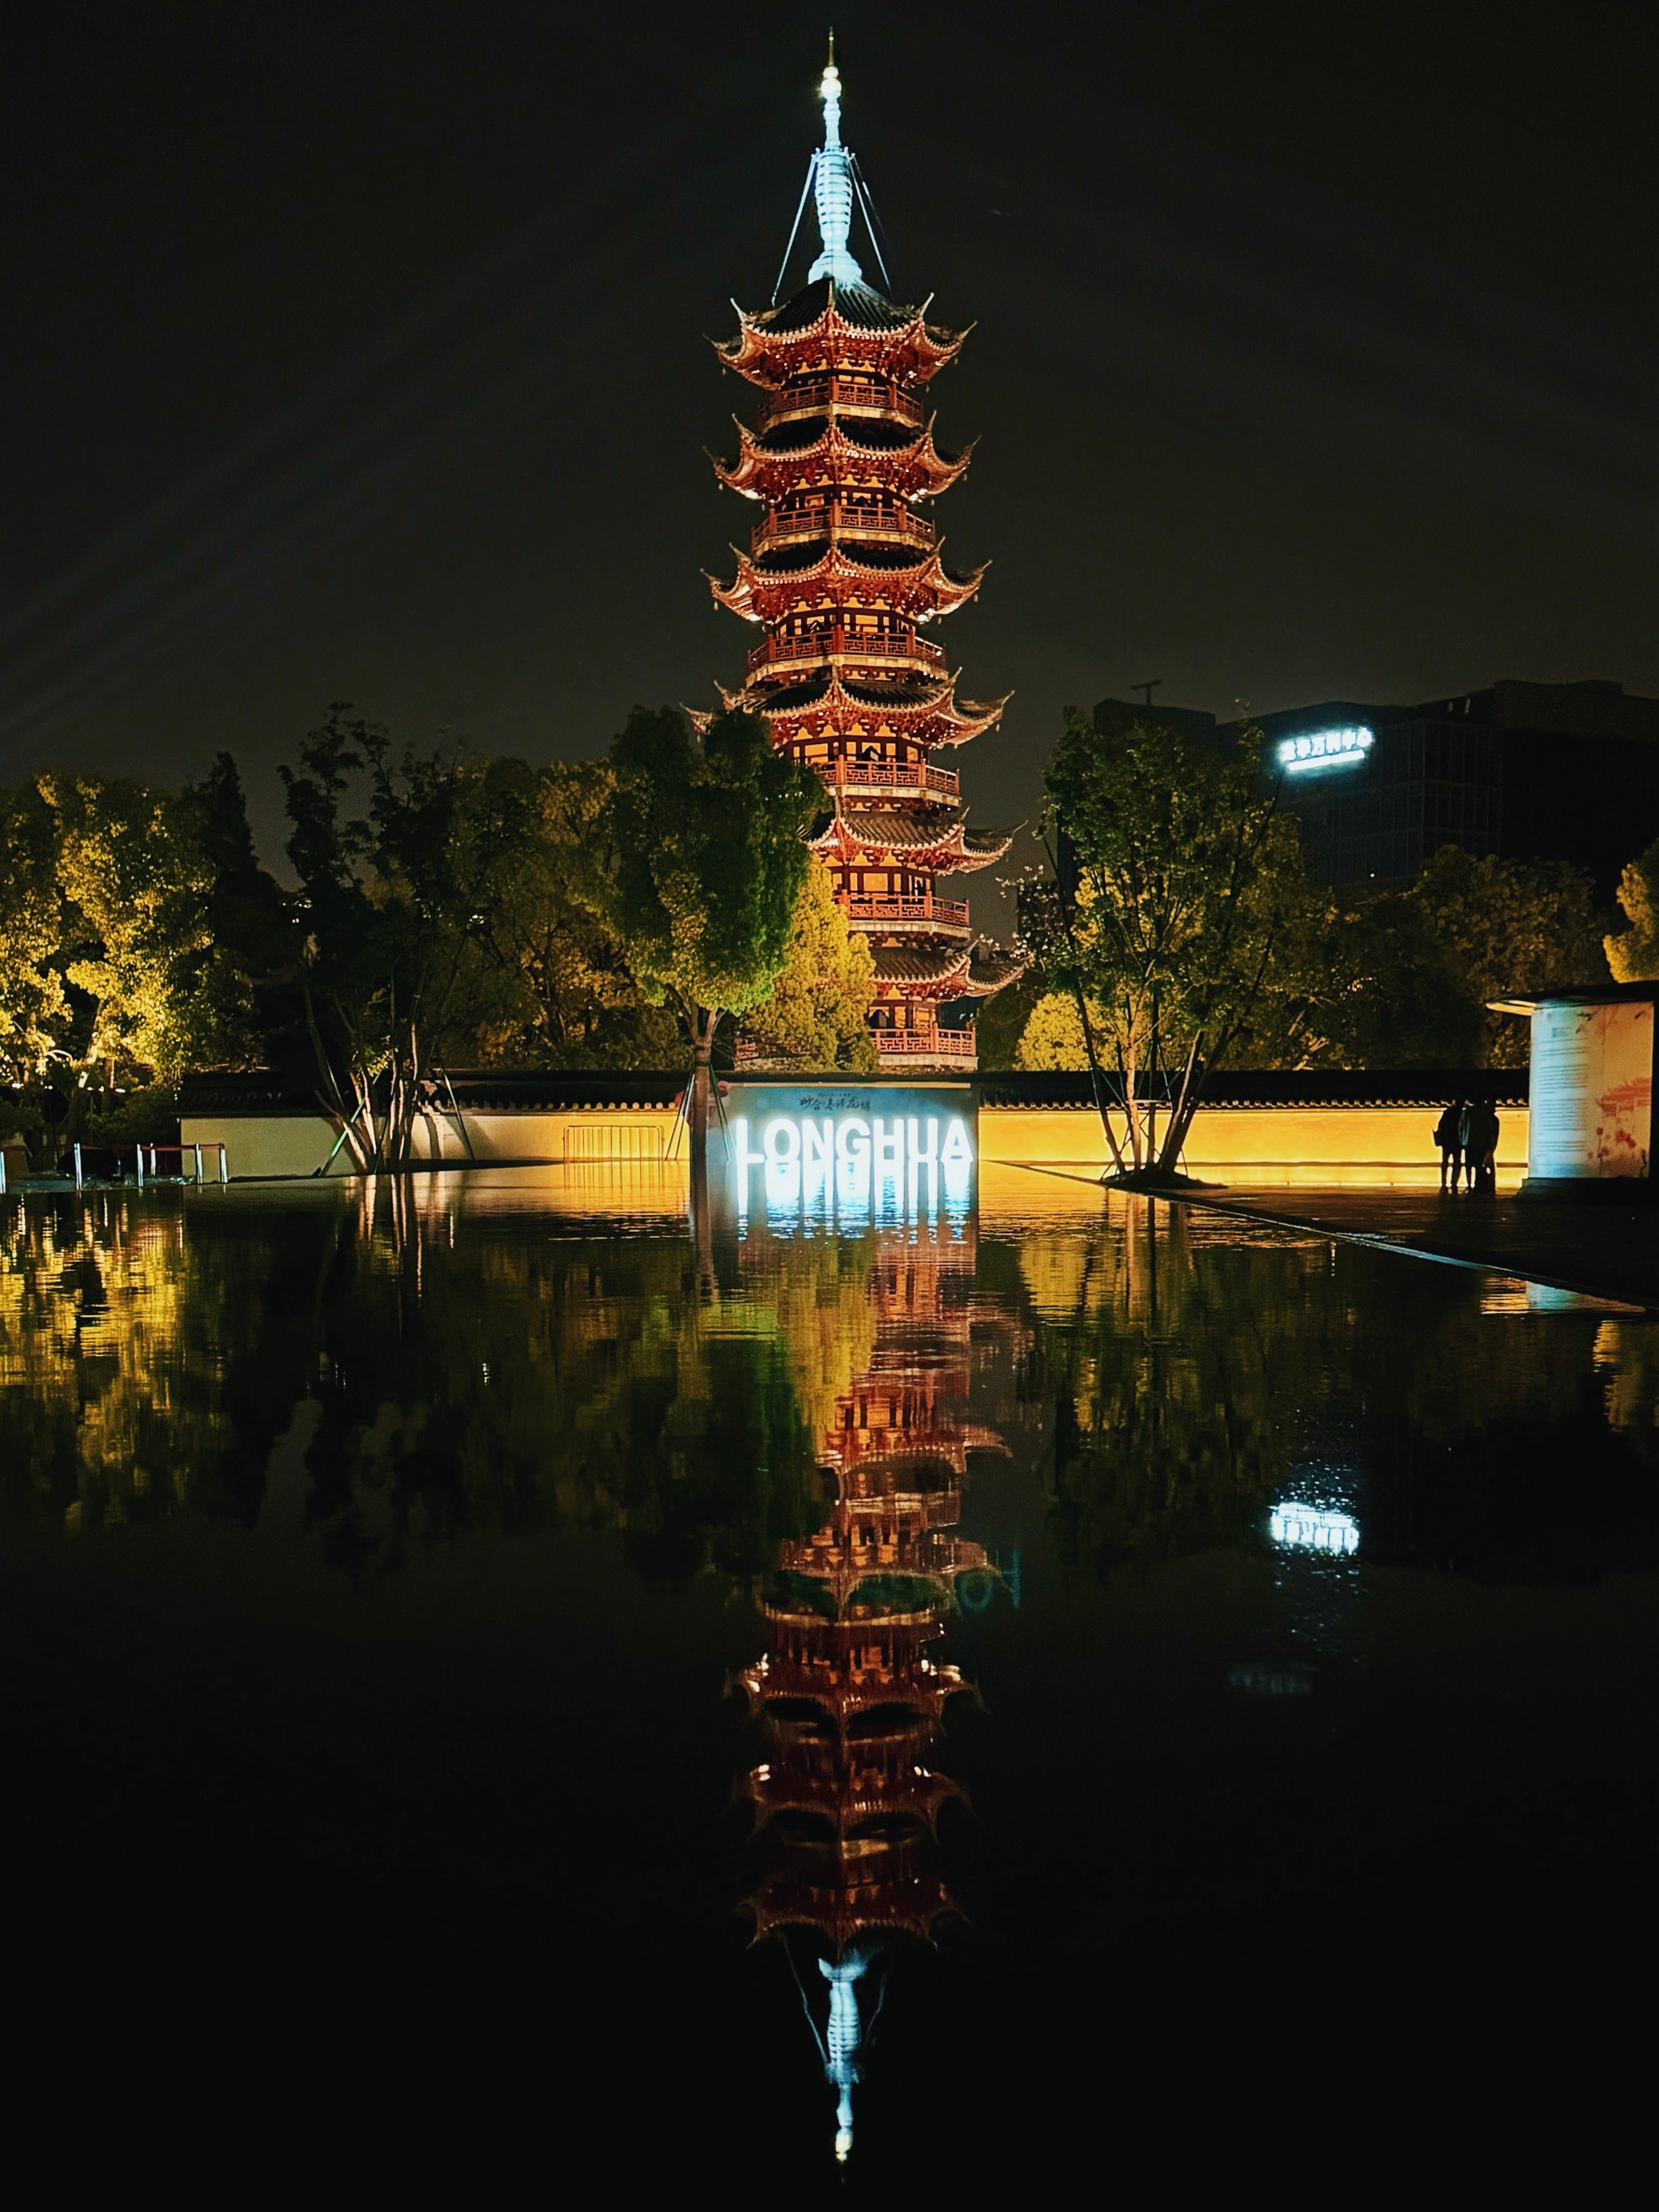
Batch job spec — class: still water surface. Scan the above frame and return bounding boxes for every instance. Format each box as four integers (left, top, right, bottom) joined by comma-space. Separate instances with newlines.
2, 1170, 1653, 2191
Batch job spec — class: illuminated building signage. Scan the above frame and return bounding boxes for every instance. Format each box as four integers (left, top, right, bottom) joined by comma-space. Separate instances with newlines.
723, 1086, 975, 1217
1269, 1502, 1360, 1555
1276, 726, 1375, 774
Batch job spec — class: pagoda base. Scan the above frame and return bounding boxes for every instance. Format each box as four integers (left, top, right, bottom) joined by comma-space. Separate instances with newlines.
875, 1028, 976, 1069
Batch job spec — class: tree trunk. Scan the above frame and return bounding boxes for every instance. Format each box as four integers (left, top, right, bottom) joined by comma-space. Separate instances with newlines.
688, 1007, 716, 1182
1069, 985, 1127, 1175
1155, 1040, 1205, 1178
687, 1006, 719, 1298
1039, 831, 1128, 1175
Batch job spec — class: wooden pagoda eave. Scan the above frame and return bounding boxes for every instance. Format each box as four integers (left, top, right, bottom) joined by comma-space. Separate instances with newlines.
713, 298, 969, 394
711, 418, 972, 501
742, 1778, 965, 1838
810, 808, 1010, 873
871, 954, 978, 998
708, 540, 988, 624
744, 1885, 959, 1948
723, 666, 1007, 750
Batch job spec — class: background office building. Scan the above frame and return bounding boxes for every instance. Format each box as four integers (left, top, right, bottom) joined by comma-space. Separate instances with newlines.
1092, 680, 1659, 897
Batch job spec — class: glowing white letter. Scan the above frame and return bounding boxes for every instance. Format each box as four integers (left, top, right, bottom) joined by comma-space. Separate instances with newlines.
871, 1115, 904, 1178
836, 1115, 871, 1167
907, 1115, 939, 1165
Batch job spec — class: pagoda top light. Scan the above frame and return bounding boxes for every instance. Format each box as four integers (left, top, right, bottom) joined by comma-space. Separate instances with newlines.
808, 41, 863, 284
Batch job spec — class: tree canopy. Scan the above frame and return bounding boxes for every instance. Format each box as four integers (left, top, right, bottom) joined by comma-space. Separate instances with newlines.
739, 858, 876, 1072
1038, 706, 1311, 1176
269, 705, 540, 1167
590, 705, 824, 1166
1606, 834, 1659, 982
1027, 699, 1614, 1105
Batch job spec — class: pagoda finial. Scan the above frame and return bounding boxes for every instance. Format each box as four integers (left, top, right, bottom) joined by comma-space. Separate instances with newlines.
808, 44, 863, 286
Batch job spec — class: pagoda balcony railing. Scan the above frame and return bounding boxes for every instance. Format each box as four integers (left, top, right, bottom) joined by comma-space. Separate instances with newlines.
753, 503, 936, 553
847, 896, 970, 931
827, 760, 959, 799
758, 376, 924, 430
873, 1027, 976, 1058
747, 629, 945, 676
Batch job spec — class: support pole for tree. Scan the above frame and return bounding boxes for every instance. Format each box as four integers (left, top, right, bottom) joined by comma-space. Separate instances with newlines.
314, 1097, 367, 1178
1039, 828, 1128, 1176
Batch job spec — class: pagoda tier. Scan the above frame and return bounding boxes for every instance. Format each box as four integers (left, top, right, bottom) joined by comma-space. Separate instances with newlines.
746, 1853, 956, 1950
812, 803, 1009, 872
714, 278, 967, 391
709, 540, 987, 626
714, 666, 1010, 752
713, 414, 973, 502
740, 1737, 965, 1838
739, 1643, 967, 1729
709, 62, 1021, 1068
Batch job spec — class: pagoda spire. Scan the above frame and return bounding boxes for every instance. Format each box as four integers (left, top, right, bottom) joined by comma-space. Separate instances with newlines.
808, 41, 864, 286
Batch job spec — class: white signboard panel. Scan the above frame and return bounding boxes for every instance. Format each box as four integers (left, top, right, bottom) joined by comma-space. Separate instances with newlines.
1528, 1001, 1653, 1182
717, 1083, 975, 1218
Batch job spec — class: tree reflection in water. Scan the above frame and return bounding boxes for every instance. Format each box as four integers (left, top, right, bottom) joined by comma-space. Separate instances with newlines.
0, 1178, 834, 1575
1030, 1196, 1659, 1596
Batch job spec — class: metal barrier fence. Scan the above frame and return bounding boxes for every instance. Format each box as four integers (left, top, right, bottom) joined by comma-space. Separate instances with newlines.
561, 1123, 667, 1165
65, 1141, 230, 1189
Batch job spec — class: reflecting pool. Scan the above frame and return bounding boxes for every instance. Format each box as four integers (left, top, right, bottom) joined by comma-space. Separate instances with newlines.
2, 1170, 1653, 2193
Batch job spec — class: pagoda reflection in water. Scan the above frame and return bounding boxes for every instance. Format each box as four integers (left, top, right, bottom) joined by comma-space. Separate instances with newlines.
736, 1212, 1004, 2164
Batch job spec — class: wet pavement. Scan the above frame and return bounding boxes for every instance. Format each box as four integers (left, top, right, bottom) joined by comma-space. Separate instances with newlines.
1174, 1186, 1659, 1310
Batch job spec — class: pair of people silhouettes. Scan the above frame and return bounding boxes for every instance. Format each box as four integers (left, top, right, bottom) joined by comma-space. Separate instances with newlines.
1434, 1097, 1499, 1193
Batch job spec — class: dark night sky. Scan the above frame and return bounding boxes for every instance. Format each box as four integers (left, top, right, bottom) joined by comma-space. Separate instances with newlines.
2, 0, 1654, 863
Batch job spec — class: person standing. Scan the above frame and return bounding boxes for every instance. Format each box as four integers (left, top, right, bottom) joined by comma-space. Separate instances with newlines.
1457, 1098, 1498, 1194
1456, 1098, 1479, 1193
1434, 1098, 1465, 1192
1473, 1104, 1501, 1194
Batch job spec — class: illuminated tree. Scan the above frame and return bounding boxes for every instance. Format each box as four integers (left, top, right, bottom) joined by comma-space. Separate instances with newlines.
1013, 990, 1107, 1070
1404, 846, 1604, 1065
740, 859, 877, 1072
1605, 834, 1659, 983
463, 760, 679, 1069
43, 773, 231, 1085
277, 705, 535, 1168
593, 705, 823, 1174
0, 783, 69, 1085
1043, 708, 1309, 1178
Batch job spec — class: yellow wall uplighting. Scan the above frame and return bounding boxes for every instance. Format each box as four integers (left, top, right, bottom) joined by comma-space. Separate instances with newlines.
978, 1105, 1529, 1190
180, 1102, 1528, 1191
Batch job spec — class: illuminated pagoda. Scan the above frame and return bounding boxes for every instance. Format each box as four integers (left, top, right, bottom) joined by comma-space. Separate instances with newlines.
736, 1225, 1005, 2161
709, 47, 1021, 1068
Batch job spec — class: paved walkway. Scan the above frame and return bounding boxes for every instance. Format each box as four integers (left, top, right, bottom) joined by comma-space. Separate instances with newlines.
1175, 1185, 1659, 1310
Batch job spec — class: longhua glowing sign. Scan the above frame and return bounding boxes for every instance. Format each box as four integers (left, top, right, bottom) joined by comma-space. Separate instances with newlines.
722, 1085, 975, 1217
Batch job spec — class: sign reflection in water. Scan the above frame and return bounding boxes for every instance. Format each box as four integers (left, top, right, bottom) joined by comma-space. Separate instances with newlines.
1269, 1501, 1361, 1555
1263, 1465, 1365, 1680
